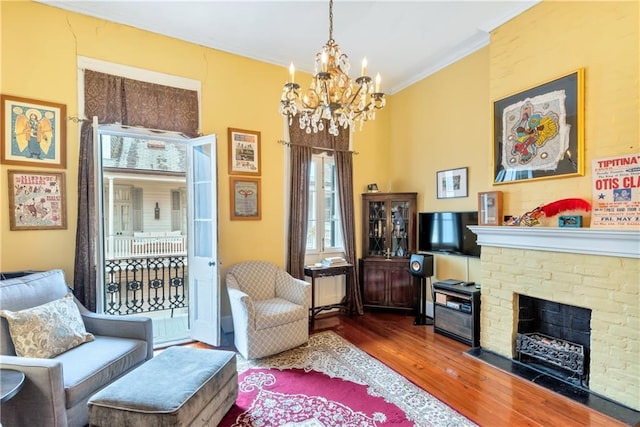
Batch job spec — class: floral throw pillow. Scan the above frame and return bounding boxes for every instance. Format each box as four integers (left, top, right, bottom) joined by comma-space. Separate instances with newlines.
0, 293, 95, 358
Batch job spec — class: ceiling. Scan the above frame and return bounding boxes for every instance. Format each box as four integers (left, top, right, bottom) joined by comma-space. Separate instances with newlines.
38, 0, 539, 94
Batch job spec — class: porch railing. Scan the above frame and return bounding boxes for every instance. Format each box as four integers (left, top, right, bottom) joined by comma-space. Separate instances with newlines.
103, 255, 188, 315
106, 235, 187, 259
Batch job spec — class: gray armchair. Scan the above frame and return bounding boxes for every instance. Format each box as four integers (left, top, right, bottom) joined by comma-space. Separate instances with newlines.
226, 261, 311, 359
0, 269, 153, 427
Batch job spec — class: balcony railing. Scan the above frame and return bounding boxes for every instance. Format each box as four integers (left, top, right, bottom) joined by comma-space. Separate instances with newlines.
105, 234, 187, 259
103, 255, 188, 316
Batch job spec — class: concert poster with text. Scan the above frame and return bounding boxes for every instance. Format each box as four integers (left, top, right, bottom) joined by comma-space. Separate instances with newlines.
591, 153, 640, 228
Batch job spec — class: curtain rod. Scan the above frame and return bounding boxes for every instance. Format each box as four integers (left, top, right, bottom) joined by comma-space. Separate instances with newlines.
68, 116, 91, 123
277, 140, 358, 155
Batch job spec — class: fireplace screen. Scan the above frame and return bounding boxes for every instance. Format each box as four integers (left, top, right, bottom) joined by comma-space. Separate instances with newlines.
517, 295, 591, 387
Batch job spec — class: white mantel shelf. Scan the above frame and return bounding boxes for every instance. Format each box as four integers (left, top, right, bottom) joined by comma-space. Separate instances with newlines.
468, 226, 640, 259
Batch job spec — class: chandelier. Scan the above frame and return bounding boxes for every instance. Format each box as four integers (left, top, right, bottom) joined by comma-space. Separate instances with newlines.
279, 0, 386, 136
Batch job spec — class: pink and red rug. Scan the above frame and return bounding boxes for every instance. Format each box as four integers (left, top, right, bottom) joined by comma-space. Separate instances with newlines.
220, 331, 476, 427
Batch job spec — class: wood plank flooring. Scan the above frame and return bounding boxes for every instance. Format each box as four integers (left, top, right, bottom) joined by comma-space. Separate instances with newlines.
312, 312, 629, 427
197, 311, 633, 426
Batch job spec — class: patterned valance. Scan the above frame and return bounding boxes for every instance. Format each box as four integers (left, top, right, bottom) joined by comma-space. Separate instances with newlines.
84, 70, 199, 137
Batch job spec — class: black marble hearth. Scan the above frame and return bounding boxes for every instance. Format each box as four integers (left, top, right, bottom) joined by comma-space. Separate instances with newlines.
467, 347, 640, 426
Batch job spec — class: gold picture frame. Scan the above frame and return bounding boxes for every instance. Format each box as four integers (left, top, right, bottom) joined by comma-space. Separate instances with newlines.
228, 127, 261, 176
478, 191, 503, 226
493, 69, 584, 184
1, 95, 67, 169
230, 177, 261, 220
8, 170, 67, 230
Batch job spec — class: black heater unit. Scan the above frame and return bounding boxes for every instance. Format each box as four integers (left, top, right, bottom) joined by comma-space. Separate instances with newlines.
409, 254, 434, 326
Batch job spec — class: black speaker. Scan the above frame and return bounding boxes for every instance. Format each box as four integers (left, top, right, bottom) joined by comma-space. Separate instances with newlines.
409, 254, 433, 278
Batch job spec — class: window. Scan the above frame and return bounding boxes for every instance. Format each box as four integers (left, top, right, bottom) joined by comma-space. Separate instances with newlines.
306, 154, 343, 256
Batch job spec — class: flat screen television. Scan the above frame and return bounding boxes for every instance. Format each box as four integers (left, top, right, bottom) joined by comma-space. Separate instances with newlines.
418, 211, 480, 257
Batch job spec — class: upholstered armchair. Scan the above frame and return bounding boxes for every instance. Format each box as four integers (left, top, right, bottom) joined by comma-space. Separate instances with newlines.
226, 261, 311, 359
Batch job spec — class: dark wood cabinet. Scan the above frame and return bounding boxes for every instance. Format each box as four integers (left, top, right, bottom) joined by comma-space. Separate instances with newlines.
359, 192, 417, 311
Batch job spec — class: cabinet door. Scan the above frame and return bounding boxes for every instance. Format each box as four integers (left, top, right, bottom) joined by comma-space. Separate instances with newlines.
365, 198, 387, 256
388, 265, 416, 308
361, 263, 388, 306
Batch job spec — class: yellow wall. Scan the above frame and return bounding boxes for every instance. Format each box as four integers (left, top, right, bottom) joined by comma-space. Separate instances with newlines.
389, 0, 638, 281
0, 1, 391, 281
1, 1, 638, 292
488, 0, 639, 212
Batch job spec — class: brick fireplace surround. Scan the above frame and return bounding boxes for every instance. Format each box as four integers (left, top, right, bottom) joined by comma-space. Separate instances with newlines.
469, 227, 639, 411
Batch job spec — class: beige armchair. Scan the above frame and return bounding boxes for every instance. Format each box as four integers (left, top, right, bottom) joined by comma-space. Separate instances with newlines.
226, 261, 311, 359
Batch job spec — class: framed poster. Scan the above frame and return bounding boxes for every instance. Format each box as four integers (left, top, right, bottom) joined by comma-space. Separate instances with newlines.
436, 167, 468, 199
478, 191, 503, 225
8, 170, 67, 230
228, 128, 261, 176
230, 177, 261, 220
493, 69, 584, 184
591, 153, 640, 228
1, 95, 66, 168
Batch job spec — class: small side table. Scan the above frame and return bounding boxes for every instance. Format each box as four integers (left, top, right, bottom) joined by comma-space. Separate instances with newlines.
304, 264, 354, 327
1, 369, 25, 403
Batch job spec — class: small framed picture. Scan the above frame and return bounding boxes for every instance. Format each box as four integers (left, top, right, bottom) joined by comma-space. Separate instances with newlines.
1, 95, 66, 169
478, 191, 503, 226
436, 167, 468, 199
8, 170, 67, 230
230, 177, 261, 220
228, 128, 261, 176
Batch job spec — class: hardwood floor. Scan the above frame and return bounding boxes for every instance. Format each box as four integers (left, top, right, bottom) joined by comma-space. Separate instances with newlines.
311, 312, 629, 427
199, 311, 633, 426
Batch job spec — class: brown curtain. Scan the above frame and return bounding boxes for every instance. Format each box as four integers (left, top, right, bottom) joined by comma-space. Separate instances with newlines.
286, 120, 363, 315
74, 70, 198, 310
335, 150, 363, 315
286, 143, 312, 280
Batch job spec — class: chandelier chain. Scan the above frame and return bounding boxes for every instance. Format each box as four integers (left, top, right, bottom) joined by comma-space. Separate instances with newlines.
328, 0, 333, 41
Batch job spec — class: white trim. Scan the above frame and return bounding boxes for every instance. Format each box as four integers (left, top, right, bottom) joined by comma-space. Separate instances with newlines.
468, 226, 640, 259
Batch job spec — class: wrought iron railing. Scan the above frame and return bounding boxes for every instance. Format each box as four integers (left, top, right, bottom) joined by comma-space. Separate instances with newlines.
103, 256, 188, 315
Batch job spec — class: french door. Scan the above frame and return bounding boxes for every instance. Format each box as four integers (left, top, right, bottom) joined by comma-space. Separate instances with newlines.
187, 135, 219, 345
96, 123, 220, 346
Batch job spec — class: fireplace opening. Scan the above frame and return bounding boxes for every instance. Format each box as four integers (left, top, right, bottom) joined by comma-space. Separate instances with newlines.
516, 295, 592, 388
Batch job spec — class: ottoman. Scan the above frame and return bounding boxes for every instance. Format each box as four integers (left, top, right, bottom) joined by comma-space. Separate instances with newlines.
88, 346, 238, 426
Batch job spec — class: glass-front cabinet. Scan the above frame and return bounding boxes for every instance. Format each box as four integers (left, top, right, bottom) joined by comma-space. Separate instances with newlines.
365, 196, 415, 257
360, 192, 417, 311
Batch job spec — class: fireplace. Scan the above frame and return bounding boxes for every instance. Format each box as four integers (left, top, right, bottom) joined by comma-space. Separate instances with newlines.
468, 226, 640, 413
516, 295, 591, 387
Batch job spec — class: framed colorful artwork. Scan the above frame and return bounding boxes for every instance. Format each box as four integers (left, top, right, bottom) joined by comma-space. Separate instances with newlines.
8, 170, 67, 230
1, 95, 66, 168
477, 191, 503, 225
228, 128, 261, 176
436, 167, 468, 199
493, 69, 584, 184
230, 177, 261, 220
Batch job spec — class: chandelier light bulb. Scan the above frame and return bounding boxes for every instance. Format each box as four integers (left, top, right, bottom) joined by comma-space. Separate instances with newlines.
289, 63, 295, 83
375, 73, 381, 93
361, 58, 367, 77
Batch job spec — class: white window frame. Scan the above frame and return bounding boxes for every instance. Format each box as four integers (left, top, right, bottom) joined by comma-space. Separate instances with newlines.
305, 153, 344, 263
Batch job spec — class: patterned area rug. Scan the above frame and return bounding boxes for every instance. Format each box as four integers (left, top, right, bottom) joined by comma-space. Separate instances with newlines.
220, 331, 476, 427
